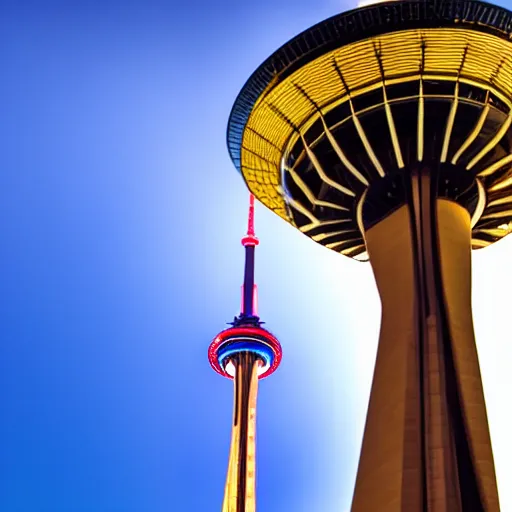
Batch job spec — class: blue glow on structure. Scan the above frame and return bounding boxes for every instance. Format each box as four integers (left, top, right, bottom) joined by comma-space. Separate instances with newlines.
217, 340, 274, 369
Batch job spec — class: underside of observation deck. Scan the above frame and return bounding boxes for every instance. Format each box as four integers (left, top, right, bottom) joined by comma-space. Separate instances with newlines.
228, 0, 512, 260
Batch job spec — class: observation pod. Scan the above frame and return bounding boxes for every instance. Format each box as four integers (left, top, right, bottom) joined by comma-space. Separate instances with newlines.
227, 1, 512, 510
208, 196, 282, 512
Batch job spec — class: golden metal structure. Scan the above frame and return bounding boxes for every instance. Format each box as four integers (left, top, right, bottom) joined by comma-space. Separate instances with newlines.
235, 27, 512, 257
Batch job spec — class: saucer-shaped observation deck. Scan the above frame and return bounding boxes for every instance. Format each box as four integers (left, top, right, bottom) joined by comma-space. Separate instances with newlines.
227, 0, 512, 261
208, 325, 282, 380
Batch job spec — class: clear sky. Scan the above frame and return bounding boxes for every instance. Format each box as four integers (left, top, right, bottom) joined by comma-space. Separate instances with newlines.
1, 0, 511, 510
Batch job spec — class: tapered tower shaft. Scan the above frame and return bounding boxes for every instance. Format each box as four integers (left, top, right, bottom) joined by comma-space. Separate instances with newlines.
209, 195, 282, 511
222, 352, 261, 512
352, 170, 499, 511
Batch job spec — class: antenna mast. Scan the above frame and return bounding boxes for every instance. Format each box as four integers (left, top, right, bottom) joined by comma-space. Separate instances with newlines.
240, 194, 259, 320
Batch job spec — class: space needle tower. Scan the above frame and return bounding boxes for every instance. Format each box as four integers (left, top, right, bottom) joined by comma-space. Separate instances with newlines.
226, 0, 512, 510
208, 194, 282, 512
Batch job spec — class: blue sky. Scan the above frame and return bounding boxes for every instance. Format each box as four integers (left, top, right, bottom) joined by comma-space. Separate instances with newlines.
1, 1, 511, 510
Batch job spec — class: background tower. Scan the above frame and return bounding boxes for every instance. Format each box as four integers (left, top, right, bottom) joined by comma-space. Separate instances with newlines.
208, 195, 282, 512
226, 1, 512, 510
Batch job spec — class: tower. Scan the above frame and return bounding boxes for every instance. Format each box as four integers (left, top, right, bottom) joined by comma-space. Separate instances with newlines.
208, 194, 282, 512
226, 1, 512, 510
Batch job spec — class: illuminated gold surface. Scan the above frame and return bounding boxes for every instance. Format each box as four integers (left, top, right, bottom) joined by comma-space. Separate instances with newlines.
352, 204, 420, 510
440, 82, 459, 163
222, 354, 260, 512
239, 27, 512, 255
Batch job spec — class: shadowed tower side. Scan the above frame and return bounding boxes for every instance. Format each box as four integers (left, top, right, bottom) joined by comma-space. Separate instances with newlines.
208, 195, 282, 512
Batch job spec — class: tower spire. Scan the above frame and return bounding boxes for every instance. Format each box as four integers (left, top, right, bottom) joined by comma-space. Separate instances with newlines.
208, 193, 282, 512
240, 194, 259, 321
246, 193, 256, 238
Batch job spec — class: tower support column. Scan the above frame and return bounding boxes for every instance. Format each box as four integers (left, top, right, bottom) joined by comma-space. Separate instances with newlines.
351, 170, 500, 511
223, 352, 260, 512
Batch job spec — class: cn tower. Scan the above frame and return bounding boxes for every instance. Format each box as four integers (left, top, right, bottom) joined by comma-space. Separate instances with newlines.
226, 0, 512, 510
208, 194, 282, 512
